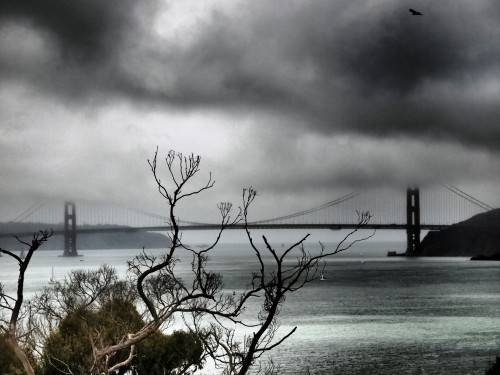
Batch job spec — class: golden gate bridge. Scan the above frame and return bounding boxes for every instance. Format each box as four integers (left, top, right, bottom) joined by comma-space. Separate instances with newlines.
0, 185, 493, 257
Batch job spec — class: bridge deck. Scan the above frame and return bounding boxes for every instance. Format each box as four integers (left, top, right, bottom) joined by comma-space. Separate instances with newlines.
0, 223, 451, 238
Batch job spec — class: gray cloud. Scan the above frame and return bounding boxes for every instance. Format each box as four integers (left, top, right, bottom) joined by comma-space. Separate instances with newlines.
0, 0, 147, 62
0, 0, 158, 103
153, 0, 500, 150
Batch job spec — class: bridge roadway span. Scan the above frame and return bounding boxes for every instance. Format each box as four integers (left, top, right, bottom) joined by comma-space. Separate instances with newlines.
0, 223, 451, 238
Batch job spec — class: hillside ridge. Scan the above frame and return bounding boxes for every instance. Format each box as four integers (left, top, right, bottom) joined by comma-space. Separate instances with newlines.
418, 208, 500, 256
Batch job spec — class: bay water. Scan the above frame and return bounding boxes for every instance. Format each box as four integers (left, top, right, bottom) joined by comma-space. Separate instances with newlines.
1, 241, 499, 374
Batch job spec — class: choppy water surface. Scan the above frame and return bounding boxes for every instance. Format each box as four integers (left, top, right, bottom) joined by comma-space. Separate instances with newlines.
1, 242, 499, 374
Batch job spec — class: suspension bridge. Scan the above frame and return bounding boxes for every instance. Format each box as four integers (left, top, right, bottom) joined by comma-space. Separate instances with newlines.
0, 185, 493, 257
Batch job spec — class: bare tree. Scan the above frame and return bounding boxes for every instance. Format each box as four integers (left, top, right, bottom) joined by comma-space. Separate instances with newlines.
189, 188, 373, 374
0, 230, 52, 375
131, 150, 373, 374
92, 149, 372, 374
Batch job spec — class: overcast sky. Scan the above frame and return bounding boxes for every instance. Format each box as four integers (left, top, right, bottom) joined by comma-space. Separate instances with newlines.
1, 0, 499, 226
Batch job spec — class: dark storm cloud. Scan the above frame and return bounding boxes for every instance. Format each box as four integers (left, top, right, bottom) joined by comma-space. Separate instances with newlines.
1, 0, 500, 149
170, 1, 495, 92
133, 0, 499, 151
305, 2, 498, 94
0, 0, 158, 102
0, 0, 144, 62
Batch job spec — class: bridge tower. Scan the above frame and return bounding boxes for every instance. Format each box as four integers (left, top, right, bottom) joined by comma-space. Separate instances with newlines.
64, 201, 78, 256
406, 188, 421, 254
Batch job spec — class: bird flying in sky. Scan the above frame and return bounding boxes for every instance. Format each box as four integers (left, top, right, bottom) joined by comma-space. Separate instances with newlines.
409, 8, 423, 15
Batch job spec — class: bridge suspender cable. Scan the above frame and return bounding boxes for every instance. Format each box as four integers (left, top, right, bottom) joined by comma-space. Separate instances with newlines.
118, 191, 368, 226
115, 205, 169, 222
443, 185, 493, 211
251, 190, 367, 224
113, 204, 210, 226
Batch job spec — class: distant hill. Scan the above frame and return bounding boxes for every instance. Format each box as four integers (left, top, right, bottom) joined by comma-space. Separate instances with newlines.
418, 208, 500, 256
0, 222, 171, 250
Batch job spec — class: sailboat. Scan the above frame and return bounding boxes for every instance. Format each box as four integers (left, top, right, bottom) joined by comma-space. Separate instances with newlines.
320, 273, 326, 281
20, 249, 26, 260
48, 267, 56, 284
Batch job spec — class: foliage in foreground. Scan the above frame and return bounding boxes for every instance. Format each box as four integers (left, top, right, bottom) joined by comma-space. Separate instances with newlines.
0, 333, 26, 375
40, 290, 202, 375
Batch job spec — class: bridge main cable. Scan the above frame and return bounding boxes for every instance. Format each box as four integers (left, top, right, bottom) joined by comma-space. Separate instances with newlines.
112, 204, 213, 227
443, 185, 493, 211
13, 201, 47, 222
